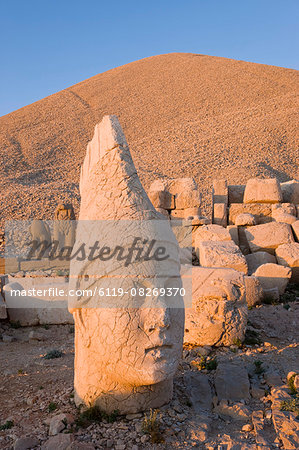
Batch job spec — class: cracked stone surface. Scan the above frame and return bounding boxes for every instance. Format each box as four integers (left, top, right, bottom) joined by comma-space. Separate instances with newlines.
68, 115, 184, 414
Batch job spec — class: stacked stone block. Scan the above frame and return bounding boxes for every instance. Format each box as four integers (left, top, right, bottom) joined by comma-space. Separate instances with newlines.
148, 177, 209, 225
212, 179, 228, 227
209, 177, 299, 304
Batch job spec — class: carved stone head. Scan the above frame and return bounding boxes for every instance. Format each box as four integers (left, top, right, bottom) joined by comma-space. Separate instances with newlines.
69, 115, 184, 413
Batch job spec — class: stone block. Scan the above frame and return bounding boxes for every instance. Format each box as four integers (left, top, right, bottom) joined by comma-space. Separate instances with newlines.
238, 226, 251, 255
244, 178, 283, 204
167, 177, 198, 195
148, 190, 175, 209
170, 207, 201, 220
3, 278, 73, 325
19, 258, 52, 272
229, 203, 272, 225
272, 203, 297, 224
245, 276, 263, 307
212, 179, 228, 205
272, 203, 296, 215
227, 225, 239, 246
215, 361, 250, 401
5, 257, 20, 274
156, 207, 170, 218
184, 372, 213, 412
291, 220, 299, 241
175, 189, 201, 209
275, 243, 299, 283
148, 178, 168, 192
263, 287, 280, 303
245, 222, 295, 254
253, 263, 292, 295
190, 216, 211, 226
228, 184, 245, 204
245, 252, 277, 275
193, 224, 231, 249
0, 257, 5, 274
41, 433, 74, 450
0, 293, 7, 319
198, 240, 248, 274
235, 213, 256, 226
213, 203, 227, 227
280, 180, 299, 204
183, 267, 247, 346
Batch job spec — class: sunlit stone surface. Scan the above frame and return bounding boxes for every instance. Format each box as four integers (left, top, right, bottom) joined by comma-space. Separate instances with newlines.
69, 115, 184, 413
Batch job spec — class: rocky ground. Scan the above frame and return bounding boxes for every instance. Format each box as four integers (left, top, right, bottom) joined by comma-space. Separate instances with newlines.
0, 299, 298, 450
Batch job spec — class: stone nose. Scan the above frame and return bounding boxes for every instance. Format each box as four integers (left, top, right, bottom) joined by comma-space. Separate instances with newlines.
142, 306, 171, 333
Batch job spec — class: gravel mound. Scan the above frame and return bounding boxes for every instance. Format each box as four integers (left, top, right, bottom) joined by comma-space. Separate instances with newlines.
0, 53, 298, 226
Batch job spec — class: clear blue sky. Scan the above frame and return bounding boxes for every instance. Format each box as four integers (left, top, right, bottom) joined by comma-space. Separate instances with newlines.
0, 0, 298, 117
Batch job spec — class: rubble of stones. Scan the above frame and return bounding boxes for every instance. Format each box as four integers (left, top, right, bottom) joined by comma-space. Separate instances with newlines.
0, 305, 298, 449
0, 176, 299, 449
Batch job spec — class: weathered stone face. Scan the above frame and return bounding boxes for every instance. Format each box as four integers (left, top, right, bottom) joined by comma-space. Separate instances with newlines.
183, 267, 247, 346
69, 115, 184, 413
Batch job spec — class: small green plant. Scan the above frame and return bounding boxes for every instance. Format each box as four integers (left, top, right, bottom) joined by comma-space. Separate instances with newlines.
43, 324, 50, 330
39, 386, 44, 390
56, 269, 64, 276
17, 369, 23, 374
69, 326, 74, 334
287, 374, 298, 395
244, 329, 261, 346
263, 295, 278, 305
142, 409, 164, 444
254, 360, 264, 375
206, 358, 218, 371
198, 356, 207, 370
102, 409, 119, 423
48, 402, 58, 412
75, 405, 118, 428
0, 420, 14, 430
10, 320, 21, 329
280, 395, 299, 416
233, 338, 243, 348
280, 284, 298, 303
44, 349, 63, 359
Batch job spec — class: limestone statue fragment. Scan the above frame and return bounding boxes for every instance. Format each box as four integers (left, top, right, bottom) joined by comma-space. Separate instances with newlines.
53, 203, 76, 253
68, 115, 184, 414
